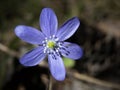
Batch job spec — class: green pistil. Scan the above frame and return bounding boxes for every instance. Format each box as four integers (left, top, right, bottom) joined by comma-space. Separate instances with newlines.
47, 41, 56, 49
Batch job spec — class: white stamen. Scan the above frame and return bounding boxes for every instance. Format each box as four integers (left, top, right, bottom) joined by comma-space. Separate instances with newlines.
52, 35, 55, 38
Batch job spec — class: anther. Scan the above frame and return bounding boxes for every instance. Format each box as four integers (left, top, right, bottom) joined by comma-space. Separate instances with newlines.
52, 35, 55, 38
45, 37, 47, 40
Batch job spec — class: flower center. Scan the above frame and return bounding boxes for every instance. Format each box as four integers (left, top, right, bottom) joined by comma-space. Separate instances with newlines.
42, 35, 70, 58
47, 40, 56, 49
42, 35, 59, 54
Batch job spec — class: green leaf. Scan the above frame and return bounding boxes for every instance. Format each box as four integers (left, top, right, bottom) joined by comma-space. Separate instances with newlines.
63, 57, 75, 68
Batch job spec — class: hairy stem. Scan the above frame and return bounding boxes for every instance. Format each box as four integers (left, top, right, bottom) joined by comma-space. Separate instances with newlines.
46, 74, 52, 90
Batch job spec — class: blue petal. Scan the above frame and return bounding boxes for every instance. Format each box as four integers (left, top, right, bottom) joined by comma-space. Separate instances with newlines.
48, 53, 66, 81
20, 46, 46, 66
56, 17, 80, 41
60, 42, 83, 60
40, 8, 58, 37
15, 25, 45, 44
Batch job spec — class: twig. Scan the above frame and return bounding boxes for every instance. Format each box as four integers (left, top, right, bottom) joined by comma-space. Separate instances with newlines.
0, 43, 19, 58
68, 70, 120, 89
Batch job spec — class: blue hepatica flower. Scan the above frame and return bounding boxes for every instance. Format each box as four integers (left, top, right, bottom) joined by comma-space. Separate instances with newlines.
15, 8, 83, 81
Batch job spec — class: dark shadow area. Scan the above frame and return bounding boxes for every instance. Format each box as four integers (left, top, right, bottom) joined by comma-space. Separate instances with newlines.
2, 58, 48, 90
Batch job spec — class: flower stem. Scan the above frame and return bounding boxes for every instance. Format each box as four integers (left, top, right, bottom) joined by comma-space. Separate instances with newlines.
46, 74, 52, 90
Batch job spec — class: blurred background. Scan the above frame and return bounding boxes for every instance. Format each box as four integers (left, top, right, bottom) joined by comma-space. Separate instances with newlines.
0, 0, 120, 90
